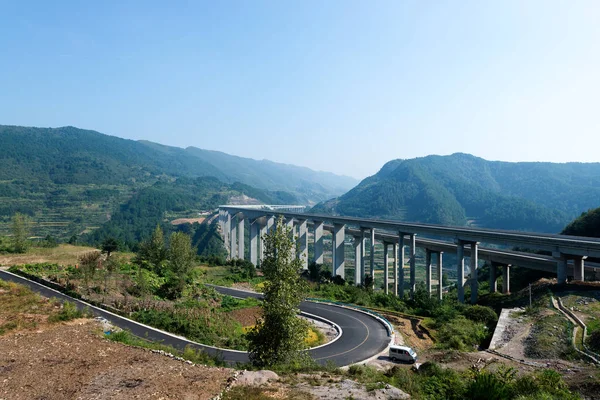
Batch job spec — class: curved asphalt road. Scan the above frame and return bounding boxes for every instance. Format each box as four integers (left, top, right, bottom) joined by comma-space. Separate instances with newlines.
0, 270, 390, 366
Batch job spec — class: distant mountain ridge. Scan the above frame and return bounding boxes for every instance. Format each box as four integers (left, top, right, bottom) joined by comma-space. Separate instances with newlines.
0, 125, 357, 203
312, 153, 600, 233
0, 124, 356, 243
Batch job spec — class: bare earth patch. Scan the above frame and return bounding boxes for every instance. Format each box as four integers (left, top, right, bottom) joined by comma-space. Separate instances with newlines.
170, 217, 206, 226
0, 321, 233, 400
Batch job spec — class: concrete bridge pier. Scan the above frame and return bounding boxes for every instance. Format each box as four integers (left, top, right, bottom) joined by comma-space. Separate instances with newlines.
266, 215, 275, 232
502, 264, 511, 294
470, 242, 479, 304
409, 234, 416, 300
456, 240, 465, 303
360, 228, 367, 284
259, 223, 267, 264
383, 242, 390, 294
556, 255, 568, 284
426, 249, 432, 296
298, 219, 308, 270
353, 235, 362, 285
393, 242, 399, 296
333, 223, 346, 279
224, 212, 231, 258
370, 228, 376, 288
437, 251, 444, 300
314, 221, 324, 265
230, 215, 238, 260
237, 216, 245, 260
249, 219, 258, 266
574, 256, 586, 281
398, 233, 406, 298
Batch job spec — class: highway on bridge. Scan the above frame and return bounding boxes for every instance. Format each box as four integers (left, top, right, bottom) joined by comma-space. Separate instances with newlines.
0, 270, 391, 367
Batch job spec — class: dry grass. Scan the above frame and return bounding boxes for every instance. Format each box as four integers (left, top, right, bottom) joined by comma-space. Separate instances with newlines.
0, 244, 132, 267
0, 280, 57, 335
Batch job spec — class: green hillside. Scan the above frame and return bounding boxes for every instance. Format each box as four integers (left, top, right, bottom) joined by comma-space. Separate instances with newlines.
86, 177, 290, 252
562, 207, 600, 238
313, 153, 600, 233
0, 124, 355, 240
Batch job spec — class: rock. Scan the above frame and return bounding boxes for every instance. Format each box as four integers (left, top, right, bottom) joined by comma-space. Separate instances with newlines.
374, 385, 411, 399
233, 370, 279, 386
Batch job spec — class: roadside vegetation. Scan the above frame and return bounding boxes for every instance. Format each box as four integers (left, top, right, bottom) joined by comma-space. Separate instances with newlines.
343, 362, 579, 400
0, 279, 90, 335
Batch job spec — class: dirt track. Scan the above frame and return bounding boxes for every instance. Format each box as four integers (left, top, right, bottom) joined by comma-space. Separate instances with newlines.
0, 320, 232, 400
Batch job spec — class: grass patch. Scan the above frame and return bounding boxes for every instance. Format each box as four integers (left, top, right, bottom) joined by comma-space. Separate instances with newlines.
343, 362, 579, 400
0, 244, 131, 267
47, 301, 91, 322
524, 311, 579, 360
222, 386, 312, 400
105, 329, 225, 366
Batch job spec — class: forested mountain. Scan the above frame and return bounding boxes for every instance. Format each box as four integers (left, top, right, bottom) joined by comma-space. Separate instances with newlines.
0, 124, 355, 241
562, 207, 600, 238
86, 177, 287, 252
313, 153, 600, 233
0, 125, 355, 202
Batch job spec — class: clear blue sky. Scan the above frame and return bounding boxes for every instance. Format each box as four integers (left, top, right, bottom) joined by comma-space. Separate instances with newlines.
1, 1, 599, 179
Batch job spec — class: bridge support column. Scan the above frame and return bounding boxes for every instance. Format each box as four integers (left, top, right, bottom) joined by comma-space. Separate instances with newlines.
259, 223, 267, 264
360, 228, 366, 284
266, 215, 275, 233
470, 242, 479, 304
230, 215, 237, 260
314, 221, 324, 265
409, 234, 416, 300
370, 228, 376, 289
398, 233, 405, 298
333, 223, 346, 279
456, 241, 465, 303
502, 264, 511, 294
249, 219, 258, 266
557, 255, 568, 284
426, 249, 432, 297
237, 217, 245, 260
285, 218, 295, 259
298, 219, 308, 270
353, 235, 362, 285
573, 256, 586, 281
224, 212, 231, 258
393, 242, 399, 296
438, 251, 444, 301
383, 242, 390, 294
489, 262, 497, 293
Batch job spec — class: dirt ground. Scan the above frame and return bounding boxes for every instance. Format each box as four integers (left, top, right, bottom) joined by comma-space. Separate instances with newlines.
228, 306, 261, 327
0, 320, 233, 400
170, 218, 206, 226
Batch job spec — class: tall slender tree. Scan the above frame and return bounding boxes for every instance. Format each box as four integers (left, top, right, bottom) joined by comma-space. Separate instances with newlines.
247, 217, 308, 367
11, 213, 30, 254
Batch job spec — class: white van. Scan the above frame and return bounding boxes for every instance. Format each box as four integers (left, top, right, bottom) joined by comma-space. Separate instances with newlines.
388, 345, 417, 363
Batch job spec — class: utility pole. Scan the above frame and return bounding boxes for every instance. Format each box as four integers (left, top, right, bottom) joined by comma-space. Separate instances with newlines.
529, 283, 532, 307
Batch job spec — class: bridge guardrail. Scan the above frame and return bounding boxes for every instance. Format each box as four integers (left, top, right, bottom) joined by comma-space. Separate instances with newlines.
306, 297, 394, 336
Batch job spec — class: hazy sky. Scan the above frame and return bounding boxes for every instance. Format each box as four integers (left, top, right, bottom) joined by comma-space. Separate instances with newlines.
1, 1, 599, 179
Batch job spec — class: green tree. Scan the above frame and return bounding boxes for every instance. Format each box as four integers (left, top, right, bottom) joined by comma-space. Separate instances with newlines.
135, 225, 168, 275
247, 217, 308, 368
101, 237, 119, 258
159, 231, 196, 299
11, 213, 30, 253
79, 251, 101, 293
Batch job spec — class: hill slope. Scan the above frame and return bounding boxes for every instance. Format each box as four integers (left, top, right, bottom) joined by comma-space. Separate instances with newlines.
313, 153, 600, 233
562, 207, 600, 238
0, 125, 356, 201
0, 124, 355, 240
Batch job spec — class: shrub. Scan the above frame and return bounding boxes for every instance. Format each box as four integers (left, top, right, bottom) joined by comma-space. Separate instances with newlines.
462, 305, 498, 327
48, 301, 89, 322
436, 316, 487, 351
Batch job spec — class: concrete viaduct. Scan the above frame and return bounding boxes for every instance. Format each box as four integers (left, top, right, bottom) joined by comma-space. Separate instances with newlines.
218, 205, 600, 303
